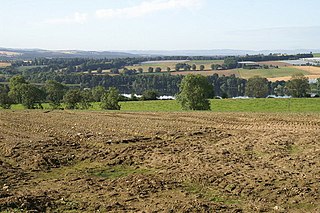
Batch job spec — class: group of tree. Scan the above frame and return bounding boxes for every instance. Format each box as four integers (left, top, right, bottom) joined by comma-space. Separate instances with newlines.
0, 76, 122, 110
245, 74, 310, 98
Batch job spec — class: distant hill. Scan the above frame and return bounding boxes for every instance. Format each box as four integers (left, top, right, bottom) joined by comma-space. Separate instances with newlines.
1, 47, 319, 60
125, 49, 320, 56
0, 48, 139, 60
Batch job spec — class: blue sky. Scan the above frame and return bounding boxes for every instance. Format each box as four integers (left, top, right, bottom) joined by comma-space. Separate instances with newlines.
0, 0, 319, 51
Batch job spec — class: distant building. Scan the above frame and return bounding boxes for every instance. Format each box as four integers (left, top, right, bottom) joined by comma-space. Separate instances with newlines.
238, 61, 260, 69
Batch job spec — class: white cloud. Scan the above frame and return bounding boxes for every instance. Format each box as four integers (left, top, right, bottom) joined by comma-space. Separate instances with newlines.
95, 0, 204, 19
46, 12, 88, 24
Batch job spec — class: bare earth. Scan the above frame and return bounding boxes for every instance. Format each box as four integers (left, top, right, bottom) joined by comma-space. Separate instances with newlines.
0, 111, 319, 212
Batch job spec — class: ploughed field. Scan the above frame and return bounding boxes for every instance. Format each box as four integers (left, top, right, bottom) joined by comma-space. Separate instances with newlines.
0, 111, 319, 212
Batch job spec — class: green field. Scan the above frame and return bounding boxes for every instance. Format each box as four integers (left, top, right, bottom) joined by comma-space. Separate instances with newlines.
16, 65, 47, 72
8, 98, 320, 112
313, 53, 320, 57
237, 67, 308, 79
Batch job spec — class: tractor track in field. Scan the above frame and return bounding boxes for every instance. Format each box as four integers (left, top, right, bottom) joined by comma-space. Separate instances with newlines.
0, 111, 319, 212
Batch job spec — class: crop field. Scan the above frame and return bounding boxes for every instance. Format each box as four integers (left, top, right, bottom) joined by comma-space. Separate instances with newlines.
125, 60, 223, 72
236, 67, 309, 80
0, 110, 319, 212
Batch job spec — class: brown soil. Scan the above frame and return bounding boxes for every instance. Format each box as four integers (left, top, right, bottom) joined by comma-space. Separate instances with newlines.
0, 111, 319, 212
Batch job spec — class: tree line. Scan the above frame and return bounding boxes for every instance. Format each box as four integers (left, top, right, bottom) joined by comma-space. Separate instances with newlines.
0, 73, 315, 110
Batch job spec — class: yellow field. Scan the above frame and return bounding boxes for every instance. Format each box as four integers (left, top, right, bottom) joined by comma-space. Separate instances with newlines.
125, 60, 224, 72
268, 66, 320, 81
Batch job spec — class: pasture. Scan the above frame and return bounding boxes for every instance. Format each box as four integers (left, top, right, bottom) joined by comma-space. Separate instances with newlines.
9, 98, 320, 113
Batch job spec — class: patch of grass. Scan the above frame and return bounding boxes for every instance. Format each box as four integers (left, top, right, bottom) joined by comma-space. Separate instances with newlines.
288, 202, 319, 211
35, 160, 153, 181
237, 67, 308, 79
16, 65, 47, 72
313, 53, 320, 57
0, 210, 24, 213
120, 100, 181, 112
89, 165, 152, 179
10, 103, 52, 110
287, 145, 301, 155
211, 98, 320, 112
183, 182, 241, 204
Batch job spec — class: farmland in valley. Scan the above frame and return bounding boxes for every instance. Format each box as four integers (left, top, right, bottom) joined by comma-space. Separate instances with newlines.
0, 110, 319, 212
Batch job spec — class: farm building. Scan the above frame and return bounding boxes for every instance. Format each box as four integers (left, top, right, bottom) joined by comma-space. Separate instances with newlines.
238, 61, 260, 69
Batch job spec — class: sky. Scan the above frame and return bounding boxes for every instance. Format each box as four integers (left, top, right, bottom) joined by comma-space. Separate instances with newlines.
0, 0, 319, 51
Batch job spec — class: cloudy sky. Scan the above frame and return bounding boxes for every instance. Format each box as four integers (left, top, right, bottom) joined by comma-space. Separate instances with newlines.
0, 0, 319, 51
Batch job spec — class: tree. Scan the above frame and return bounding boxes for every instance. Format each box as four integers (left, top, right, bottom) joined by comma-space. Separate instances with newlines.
176, 74, 213, 110
286, 73, 310, 97
245, 76, 269, 98
45, 80, 66, 109
63, 89, 82, 109
0, 85, 12, 109
80, 90, 93, 109
192, 64, 197, 71
223, 57, 238, 69
138, 68, 143, 73
166, 67, 171, 72
100, 87, 121, 110
317, 78, 320, 95
211, 64, 221, 70
8, 76, 45, 109
199, 65, 205, 71
8, 75, 27, 104
97, 67, 103, 74
91, 86, 106, 102
155, 67, 162, 72
148, 67, 154, 73
111, 68, 119, 74
142, 90, 159, 100
19, 84, 46, 109
183, 64, 191, 71
274, 85, 286, 96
